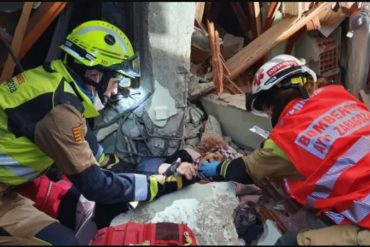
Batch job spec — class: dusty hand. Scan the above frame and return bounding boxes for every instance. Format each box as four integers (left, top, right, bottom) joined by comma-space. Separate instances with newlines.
175, 162, 198, 180
158, 163, 171, 175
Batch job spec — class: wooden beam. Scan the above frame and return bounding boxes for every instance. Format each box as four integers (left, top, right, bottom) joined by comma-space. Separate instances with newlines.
204, 2, 213, 22
0, 2, 33, 82
247, 2, 262, 39
207, 20, 223, 95
220, 55, 244, 94
306, 16, 321, 31
195, 2, 206, 24
204, 1, 221, 23
263, 2, 280, 31
260, 2, 280, 63
229, 2, 251, 40
225, 2, 332, 81
19, 2, 67, 60
281, 2, 312, 18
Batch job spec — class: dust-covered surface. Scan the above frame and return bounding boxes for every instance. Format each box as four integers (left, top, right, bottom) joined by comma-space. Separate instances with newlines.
111, 182, 244, 245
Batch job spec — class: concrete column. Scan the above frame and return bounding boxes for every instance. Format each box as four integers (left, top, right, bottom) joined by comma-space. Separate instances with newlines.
130, 2, 196, 157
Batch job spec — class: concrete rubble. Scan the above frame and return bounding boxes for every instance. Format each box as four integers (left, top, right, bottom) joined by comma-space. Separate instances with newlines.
111, 182, 244, 245
1, 1, 369, 245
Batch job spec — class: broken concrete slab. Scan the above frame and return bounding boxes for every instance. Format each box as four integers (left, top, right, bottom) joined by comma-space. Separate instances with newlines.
221, 33, 244, 59
191, 27, 211, 64
146, 80, 178, 127
111, 182, 243, 245
188, 104, 204, 125
201, 114, 223, 141
201, 93, 272, 150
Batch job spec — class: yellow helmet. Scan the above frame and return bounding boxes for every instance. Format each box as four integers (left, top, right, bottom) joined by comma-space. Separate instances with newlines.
60, 20, 140, 79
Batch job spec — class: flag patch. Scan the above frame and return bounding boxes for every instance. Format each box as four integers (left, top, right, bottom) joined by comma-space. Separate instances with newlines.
72, 124, 84, 143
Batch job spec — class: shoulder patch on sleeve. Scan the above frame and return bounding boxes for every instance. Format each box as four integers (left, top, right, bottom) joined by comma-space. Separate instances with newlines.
72, 123, 84, 144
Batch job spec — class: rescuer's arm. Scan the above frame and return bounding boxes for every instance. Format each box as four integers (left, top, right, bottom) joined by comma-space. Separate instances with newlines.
199, 139, 302, 186
34, 104, 191, 203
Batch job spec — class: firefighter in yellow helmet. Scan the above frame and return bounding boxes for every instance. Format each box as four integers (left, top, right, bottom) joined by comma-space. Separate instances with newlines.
0, 20, 197, 245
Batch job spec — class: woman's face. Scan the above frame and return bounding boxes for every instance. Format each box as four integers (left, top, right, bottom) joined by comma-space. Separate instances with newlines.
200, 151, 224, 164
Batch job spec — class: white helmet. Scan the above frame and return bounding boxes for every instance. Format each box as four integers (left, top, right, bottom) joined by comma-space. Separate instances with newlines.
246, 54, 317, 115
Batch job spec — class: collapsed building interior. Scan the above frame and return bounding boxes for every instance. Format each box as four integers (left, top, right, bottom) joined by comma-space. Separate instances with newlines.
0, 1, 370, 245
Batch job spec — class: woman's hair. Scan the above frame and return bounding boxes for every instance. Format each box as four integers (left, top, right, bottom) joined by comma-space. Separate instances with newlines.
197, 134, 228, 155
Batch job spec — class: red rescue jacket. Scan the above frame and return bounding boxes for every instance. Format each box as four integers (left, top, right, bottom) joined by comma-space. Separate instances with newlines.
270, 85, 370, 228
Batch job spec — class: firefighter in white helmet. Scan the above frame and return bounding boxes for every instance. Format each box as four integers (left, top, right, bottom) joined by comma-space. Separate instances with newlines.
199, 54, 370, 245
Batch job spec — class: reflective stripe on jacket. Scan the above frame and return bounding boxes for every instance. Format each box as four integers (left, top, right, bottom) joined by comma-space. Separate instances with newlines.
270, 85, 370, 228
0, 59, 98, 185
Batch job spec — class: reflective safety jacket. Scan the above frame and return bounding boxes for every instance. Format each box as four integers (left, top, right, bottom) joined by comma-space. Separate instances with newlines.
0, 59, 99, 186
270, 85, 370, 229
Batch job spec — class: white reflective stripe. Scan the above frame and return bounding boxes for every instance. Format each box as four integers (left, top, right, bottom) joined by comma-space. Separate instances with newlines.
342, 194, 370, 224
307, 135, 370, 207
325, 210, 345, 224
96, 144, 104, 161
64, 83, 75, 94
0, 153, 19, 165
134, 174, 148, 201
78, 26, 128, 54
61, 46, 92, 64
0, 152, 40, 181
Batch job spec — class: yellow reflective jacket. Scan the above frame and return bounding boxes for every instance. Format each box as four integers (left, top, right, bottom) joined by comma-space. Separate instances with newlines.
0, 59, 98, 185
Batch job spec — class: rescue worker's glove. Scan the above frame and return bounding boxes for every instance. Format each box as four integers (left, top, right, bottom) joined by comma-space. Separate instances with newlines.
199, 158, 254, 184
99, 153, 135, 173
198, 161, 221, 177
147, 167, 197, 201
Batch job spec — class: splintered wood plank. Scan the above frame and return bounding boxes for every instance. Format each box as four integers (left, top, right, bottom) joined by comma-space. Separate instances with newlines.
229, 2, 250, 40
19, 2, 67, 60
0, 2, 33, 82
195, 2, 206, 24
260, 2, 280, 63
220, 55, 244, 94
247, 2, 262, 39
207, 20, 223, 95
282, 2, 312, 18
263, 2, 280, 31
214, 29, 223, 94
225, 2, 332, 80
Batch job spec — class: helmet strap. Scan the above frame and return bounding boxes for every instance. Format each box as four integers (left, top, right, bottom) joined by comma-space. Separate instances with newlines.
65, 55, 112, 105
270, 83, 310, 127
95, 72, 111, 106
289, 83, 309, 99
271, 100, 286, 127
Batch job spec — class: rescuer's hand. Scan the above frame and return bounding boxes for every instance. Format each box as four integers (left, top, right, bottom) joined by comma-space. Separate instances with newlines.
198, 160, 221, 178
175, 162, 198, 180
